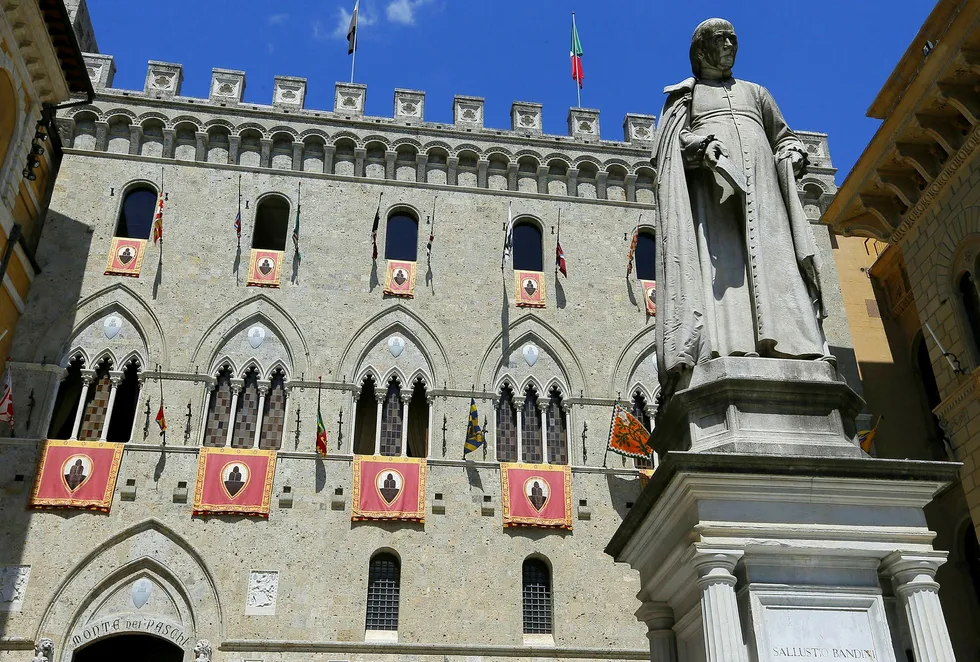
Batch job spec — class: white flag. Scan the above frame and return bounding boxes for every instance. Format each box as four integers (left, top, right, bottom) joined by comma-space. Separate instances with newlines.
501, 202, 514, 269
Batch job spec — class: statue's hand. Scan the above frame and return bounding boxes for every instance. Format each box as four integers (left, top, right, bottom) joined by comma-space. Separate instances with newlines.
703, 139, 729, 169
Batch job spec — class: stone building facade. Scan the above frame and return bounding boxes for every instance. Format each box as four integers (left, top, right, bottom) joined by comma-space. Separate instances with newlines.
0, 11, 868, 662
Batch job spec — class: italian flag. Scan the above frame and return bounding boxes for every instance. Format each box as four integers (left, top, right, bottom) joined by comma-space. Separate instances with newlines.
570, 14, 584, 88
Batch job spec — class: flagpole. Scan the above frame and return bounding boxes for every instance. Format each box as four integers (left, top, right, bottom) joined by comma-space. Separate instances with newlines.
237, 174, 242, 247
572, 12, 581, 108
350, 3, 358, 84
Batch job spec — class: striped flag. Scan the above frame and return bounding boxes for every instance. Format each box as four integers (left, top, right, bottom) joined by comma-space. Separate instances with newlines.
316, 405, 328, 456
292, 203, 301, 262
151, 191, 164, 244
464, 398, 485, 455
501, 202, 514, 269
0, 363, 14, 429
571, 14, 584, 89
556, 241, 567, 277
371, 199, 381, 259
347, 0, 359, 55
234, 209, 241, 240
155, 404, 167, 432
626, 223, 639, 277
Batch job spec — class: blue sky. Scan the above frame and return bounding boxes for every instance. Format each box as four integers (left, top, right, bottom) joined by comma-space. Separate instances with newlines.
86, 1, 933, 180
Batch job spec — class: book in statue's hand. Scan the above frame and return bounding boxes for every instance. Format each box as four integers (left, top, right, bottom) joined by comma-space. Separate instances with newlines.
711, 153, 747, 204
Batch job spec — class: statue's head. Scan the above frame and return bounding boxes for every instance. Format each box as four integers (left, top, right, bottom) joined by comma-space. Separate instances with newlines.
690, 18, 737, 79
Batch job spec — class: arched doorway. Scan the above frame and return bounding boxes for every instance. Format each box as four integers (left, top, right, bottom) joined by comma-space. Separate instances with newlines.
73, 634, 183, 662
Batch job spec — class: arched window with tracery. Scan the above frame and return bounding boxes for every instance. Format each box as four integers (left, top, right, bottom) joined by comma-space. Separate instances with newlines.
545, 387, 568, 465
231, 367, 260, 448
203, 366, 234, 447
632, 391, 656, 469
365, 552, 401, 633
104, 357, 142, 442
77, 357, 112, 441
513, 219, 545, 307
353, 375, 378, 455
496, 384, 518, 462
48, 355, 85, 439
352, 374, 429, 457
405, 377, 429, 458
521, 386, 543, 464
259, 368, 288, 450
379, 378, 404, 457
522, 557, 552, 635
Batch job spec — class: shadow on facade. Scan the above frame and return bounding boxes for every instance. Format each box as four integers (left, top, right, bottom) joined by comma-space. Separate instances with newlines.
605, 473, 642, 521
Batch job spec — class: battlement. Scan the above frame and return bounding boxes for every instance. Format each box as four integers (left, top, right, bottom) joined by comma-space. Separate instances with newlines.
82, 54, 658, 146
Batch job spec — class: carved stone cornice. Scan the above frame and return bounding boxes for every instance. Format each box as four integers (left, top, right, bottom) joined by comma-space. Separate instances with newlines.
932, 366, 980, 431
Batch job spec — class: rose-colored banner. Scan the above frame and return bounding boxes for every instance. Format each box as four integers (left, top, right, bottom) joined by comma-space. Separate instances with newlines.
384, 260, 417, 298
515, 270, 546, 308
247, 249, 283, 288
192, 447, 275, 518
500, 462, 572, 529
352, 455, 426, 523
641, 279, 656, 316
104, 237, 146, 278
30, 440, 124, 512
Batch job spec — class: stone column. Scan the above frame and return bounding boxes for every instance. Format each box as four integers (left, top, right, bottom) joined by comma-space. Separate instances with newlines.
626, 173, 638, 202
636, 602, 678, 662
94, 121, 109, 151
56, 118, 75, 148
228, 135, 241, 165
477, 158, 489, 189
354, 148, 366, 177
596, 171, 608, 200
198, 381, 216, 446
373, 389, 385, 455
693, 551, 748, 662
425, 393, 435, 458
70, 370, 96, 440
162, 128, 175, 158
514, 395, 525, 462
566, 167, 579, 198
536, 165, 549, 194
291, 143, 304, 171
507, 162, 519, 191
253, 381, 269, 448
384, 151, 396, 180
882, 552, 955, 662
416, 153, 428, 183
98, 371, 125, 441
561, 401, 572, 464
538, 399, 548, 464
259, 139, 272, 168
225, 379, 243, 447
195, 132, 208, 162
323, 144, 335, 175
128, 125, 142, 155
348, 388, 360, 454
400, 393, 410, 457
278, 386, 291, 450
447, 156, 458, 186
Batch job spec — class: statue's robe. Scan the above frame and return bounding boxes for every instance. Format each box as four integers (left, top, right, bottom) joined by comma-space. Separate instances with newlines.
653, 76, 827, 387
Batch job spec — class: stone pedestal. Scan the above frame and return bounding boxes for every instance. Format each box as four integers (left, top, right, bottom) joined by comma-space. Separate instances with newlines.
608, 358, 960, 662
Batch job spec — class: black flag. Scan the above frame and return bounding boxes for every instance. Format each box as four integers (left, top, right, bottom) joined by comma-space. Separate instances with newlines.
347, 1, 358, 55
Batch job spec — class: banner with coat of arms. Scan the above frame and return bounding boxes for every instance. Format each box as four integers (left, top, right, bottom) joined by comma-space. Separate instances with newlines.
192, 447, 276, 518
352, 455, 426, 523
514, 270, 546, 308
247, 249, 283, 288
29, 440, 124, 512
383, 260, 417, 298
641, 279, 656, 316
104, 237, 146, 278
500, 462, 572, 529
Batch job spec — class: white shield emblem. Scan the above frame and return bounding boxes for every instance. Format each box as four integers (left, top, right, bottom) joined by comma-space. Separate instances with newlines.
103, 316, 122, 340
247, 326, 266, 349
522, 344, 539, 367
131, 577, 152, 609
388, 336, 405, 358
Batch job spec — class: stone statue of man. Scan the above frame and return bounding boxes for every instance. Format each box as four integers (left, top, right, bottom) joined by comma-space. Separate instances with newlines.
653, 18, 828, 394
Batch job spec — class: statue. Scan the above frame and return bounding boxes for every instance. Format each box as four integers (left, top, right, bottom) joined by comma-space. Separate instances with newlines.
32, 638, 53, 662
653, 18, 828, 396
193, 639, 212, 662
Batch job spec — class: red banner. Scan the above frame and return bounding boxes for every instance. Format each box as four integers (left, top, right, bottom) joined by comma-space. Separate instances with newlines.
515, 270, 546, 308
192, 447, 275, 518
501, 462, 572, 529
247, 249, 283, 288
384, 260, 417, 298
104, 237, 146, 278
29, 440, 123, 512
641, 279, 656, 316
352, 456, 426, 523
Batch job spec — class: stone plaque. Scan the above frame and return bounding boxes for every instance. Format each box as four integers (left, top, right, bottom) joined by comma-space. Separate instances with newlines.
0, 565, 30, 612
245, 570, 278, 615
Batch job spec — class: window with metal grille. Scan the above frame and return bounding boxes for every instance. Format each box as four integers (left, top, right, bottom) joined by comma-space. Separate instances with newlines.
545, 390, 568, 465
521, 389, 543, 464
522, 558, 552, 634
379, 381, 403, 456
365, 553, 400, 631
496, 385, 518, 462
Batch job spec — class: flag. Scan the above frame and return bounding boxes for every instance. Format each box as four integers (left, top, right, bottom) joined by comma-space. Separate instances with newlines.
371, 199, 380, 259
0, 364, 14, 428
155, 404, 167, 432
464, 399, 485, 454
606, 404, 652, 459
292, 203, 301, 262
501, 202, 514, 269
347, 0, 359, 55
316, 405, 328, 456
151, 191, 164, 244
234, 209, 241, 239
626, 224, 639, 277
857, 416, 881, 454
556, 241, 567, 277
570, 14, 584, 89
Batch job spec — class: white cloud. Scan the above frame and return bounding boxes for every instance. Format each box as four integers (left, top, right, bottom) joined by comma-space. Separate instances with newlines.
268, 13, 289, 25
385, 0, 430, 25
329, 4, 376, 39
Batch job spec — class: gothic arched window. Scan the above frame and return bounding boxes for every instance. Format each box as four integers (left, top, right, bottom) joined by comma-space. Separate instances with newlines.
522, 557, 552, 635
385, 212, 419, 262
252, 195, 290, 251
379, 378, 404, 457
513, 221, 543, 272
545, 387, 568, 465
365, 552, 401, 632
232, 367, 260, 448
78, 357, 112, 441
115, 186, 157, 239
48, 355, 85, 439
632, 391, 655, 469
496, 384, 518, 462
258, 369, 287, 450
405, 377, 429, 458
521, 387, 543, 464
104, 358, 141, 442
353, 376, 378, 455
203, 366, 234, 447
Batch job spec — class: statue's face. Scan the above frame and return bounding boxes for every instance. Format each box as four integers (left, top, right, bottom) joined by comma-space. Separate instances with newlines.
701, 25, 737, 71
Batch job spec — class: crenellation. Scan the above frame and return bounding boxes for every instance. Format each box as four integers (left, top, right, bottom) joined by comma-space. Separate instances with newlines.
393, 88, 425, 122
273, 75, 307, 111
335, 81, 367, 117
511, 101, 543, 134
83, 52, 115, 90
567, 107, 600, 141
623, 112, 655, 144
453, 94, 484, 128
143, 60, 183, 99
209, 67, 245, 104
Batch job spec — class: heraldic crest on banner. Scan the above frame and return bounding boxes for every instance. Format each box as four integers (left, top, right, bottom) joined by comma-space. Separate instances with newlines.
246, 249, 283, 288
514, 270, 546, 308
193, 447, 276, 518
104, 237, 147, 278
641, 279, 656, 316
383, 260, 417, 298
606, 404, 653, 460
352, 455, 426, 523
500, 462, 572, 529
30, 440, 124, 512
